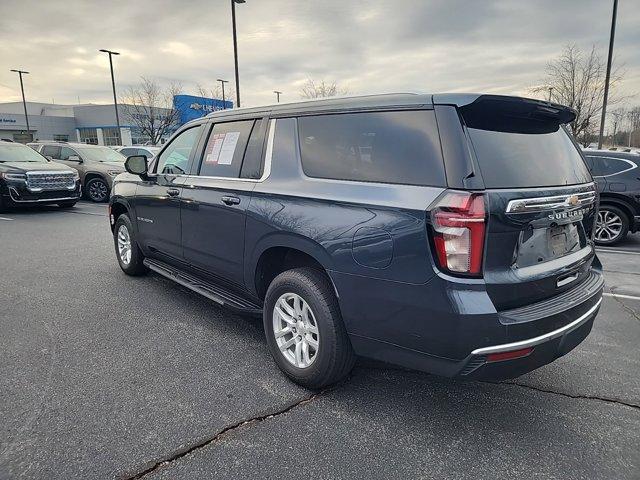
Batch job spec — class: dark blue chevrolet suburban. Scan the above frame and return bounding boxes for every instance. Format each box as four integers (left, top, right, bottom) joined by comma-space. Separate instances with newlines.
109, 93, 604, 388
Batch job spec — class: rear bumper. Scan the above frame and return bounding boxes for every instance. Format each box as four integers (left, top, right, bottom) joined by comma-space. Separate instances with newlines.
333, 266, 603, 380
459, 298, 600, 380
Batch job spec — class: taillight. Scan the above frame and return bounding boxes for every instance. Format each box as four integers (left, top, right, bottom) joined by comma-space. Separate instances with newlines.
430, 191, 486, 276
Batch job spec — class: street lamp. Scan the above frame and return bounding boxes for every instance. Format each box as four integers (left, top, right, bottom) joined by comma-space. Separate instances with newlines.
231, 0, 245, 108
217, 79, 229, 109
98, 49, 121, 144
274, 90, 282, 103
10, 69, 30, 137
598, 0, 618, 149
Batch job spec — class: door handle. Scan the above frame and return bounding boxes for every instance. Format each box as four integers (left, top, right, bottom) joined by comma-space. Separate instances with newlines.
221, 196, 241, 206
166, 188, 180, 197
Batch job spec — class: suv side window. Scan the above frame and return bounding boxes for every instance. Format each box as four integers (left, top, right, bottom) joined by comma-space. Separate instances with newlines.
59, 147, 78, 160
41, 145, 61, 159
155, 125, 203, 175
119, 147, 137, 157
198, 120, 255, 178
586, 155, 633, 177
297, 110, 446, 186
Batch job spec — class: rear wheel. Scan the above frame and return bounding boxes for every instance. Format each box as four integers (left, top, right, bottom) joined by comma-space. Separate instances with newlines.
264, 267, 355, 389
86, 177, 109, 203
113, 214, 148, 276
594, 205, 629, 246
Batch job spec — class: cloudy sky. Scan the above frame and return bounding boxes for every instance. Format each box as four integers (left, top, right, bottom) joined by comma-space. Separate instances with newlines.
0, 0, 638, 108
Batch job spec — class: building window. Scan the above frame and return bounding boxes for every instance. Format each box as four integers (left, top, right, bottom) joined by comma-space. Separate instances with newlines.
102, 127, 121, 146
78, 128, 98, 145
53, 134, 69, 142
130, 128, 150, 146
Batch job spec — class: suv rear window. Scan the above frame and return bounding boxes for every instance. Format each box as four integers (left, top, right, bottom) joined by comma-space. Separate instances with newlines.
297, 110, 446, 186
462, 102, 592, 188
585, 155, 635, 177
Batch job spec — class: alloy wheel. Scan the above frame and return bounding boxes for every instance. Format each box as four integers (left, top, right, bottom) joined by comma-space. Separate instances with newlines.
272, 293, 320, 369
117, 224, 132, 265
89, 180, 108, 202
595, 209, 623, 243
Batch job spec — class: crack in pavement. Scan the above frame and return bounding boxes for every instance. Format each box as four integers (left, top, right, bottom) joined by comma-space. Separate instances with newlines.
118, 387, 333, 479
610, 291, 640, 324
493, 381, 640, 411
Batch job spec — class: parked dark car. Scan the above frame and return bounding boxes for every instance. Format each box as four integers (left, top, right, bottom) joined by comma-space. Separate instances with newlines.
582, 150, 640, 245
109, 94, 603, 388
0, 141, 81, 211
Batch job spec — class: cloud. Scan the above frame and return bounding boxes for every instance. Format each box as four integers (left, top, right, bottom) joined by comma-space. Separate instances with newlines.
0, 0, 637, 109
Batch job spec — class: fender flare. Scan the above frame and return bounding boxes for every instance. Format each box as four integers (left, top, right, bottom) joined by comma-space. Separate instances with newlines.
245, 232, 335, 297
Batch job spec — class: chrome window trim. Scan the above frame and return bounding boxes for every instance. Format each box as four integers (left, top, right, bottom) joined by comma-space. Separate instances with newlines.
506, 189, 597, 214
181, 118, 275, 184
471, 298, 602, 356
586, 156, 637, 178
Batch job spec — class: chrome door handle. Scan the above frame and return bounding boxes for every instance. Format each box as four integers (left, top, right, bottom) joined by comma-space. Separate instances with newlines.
166, 188, 180, 197
221, 196, 240, 205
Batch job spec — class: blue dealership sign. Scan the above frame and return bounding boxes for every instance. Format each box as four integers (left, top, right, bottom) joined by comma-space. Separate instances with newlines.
173, 94, 233, 125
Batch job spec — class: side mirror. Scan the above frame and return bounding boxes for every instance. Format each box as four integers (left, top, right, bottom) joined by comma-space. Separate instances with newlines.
125, 155, 148, 177
68, 155, 82, 162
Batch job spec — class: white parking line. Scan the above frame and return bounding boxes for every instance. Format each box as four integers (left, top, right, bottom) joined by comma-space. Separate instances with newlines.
596, 248, 640, 256
603, 292, 640, 302
0, 216, 13, 221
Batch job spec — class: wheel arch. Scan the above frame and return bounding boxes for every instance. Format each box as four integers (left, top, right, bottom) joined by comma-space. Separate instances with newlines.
248, 233, 336, 300
598, 194, 635, 223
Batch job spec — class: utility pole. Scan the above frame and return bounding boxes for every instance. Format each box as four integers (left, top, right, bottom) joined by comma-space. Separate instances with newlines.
217, 79, 229, 109
548, 87, 553, 102
10, 69, 30, 137
274, 90, 282, 103
99, 49, 122, 144
231, 0, 245, 108
598, 0, 618, 149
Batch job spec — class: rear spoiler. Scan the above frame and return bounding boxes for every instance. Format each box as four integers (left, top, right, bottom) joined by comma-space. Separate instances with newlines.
433, 94, 576, 133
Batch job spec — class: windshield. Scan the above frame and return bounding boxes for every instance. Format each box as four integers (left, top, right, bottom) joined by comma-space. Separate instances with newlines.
75, 146, 126, 163
0, 143, 48, 163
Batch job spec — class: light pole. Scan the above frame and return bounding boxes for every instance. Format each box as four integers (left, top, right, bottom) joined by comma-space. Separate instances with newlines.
10, 69, 30, 137
217, 79, 229, 109
231, 0, 245, 108
98, 49, 122, 144
598, 0, 618, 150
548, 87, 553, 102
274, 90, 282, 103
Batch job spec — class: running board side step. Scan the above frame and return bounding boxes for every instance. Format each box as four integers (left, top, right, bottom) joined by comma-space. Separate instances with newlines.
143, 258, 263, 316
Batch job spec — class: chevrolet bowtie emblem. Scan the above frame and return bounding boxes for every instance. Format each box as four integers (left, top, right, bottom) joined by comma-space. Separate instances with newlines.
566, 195, 580, 207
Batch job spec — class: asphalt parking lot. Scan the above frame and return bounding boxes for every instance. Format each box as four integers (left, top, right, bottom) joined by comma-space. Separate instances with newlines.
1, 202, 639, 480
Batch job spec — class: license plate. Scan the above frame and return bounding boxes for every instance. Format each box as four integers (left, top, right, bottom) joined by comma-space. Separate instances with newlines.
549, 224, 579, 256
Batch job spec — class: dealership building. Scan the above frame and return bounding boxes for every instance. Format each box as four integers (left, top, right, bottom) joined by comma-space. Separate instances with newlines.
0, 94, 231, 145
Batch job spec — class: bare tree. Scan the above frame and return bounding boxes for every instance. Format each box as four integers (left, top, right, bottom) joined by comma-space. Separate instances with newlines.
609, 108, 626, 146
531, 45, 625, 146
627, 106, 640, 147
299, 78, 349, 99
121, 77, 182, 145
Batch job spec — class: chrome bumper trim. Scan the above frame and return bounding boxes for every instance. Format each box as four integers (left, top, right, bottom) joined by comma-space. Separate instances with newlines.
8, 187, 80, 203
471, 298, 602, 356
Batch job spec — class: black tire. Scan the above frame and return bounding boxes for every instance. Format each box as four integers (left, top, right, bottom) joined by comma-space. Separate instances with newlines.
594, 205, 629, 246
264, 267, 355, 389
85, 177, 109, 203
57, 200, 77, 209
113, 214, 148, 276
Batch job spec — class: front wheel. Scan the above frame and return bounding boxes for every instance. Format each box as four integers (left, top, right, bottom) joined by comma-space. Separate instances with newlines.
264, 267, 355, 389
594, 206, 629, 246
113, 214, 148, 276
86, 177, 109, 203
